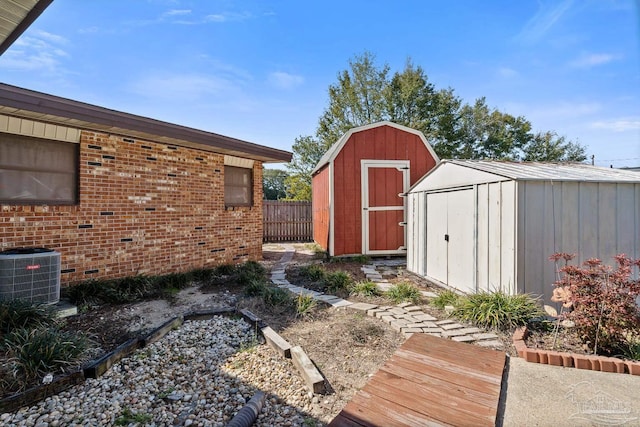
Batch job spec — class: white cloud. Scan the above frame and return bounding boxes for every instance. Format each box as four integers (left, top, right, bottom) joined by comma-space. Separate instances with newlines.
163, 9, 191, 17
268, 72, 304, 90
204, 12, 251, 23
569, 53, 620, 68
590, 118, 640, 132
498, 67, 518, 78
515, 0, 573, 44
0, 31, 69, 72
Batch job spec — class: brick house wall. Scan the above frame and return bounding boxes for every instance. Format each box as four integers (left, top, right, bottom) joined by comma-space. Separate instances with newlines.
0, 130, 264, 286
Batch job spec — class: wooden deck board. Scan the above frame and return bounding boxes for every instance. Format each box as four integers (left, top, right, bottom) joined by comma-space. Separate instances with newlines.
329, 333, 506, 427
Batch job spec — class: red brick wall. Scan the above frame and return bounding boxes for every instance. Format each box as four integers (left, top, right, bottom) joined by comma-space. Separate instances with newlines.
0, 130, 264, 286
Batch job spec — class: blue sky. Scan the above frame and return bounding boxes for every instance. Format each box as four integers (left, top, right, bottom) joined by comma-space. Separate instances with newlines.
1, 0, 638, 168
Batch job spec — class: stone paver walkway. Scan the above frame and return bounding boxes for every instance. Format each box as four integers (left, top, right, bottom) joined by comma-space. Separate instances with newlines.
270, 244, 503, 349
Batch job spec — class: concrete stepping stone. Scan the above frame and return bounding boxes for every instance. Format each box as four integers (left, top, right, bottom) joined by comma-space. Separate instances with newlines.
367, 308, 385, 317
406, 322, 437, 329
347, 302, 379, 311
401, 327, 423, 334
413, 314, 437, 321
422, 327, 443, 334
271, 273, 286, 280
476, 340, 503, 348
435, 319, 455, 325
315, 295, 339, 303
441, 329, 469, 338
375, 310, 393, 319
404, 306, 422, 312
456, 327, 482, 334
440, 323, 464, 330
380, 315, 396, 323
389, 307, 406, 315
472, 333, 499, 341
330, 299, 352, 308
420, 291, 438, 298
272, 279, 290, 285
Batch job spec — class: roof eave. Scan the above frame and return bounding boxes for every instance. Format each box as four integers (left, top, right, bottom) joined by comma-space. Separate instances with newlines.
0, 83, 292, 163
0, 0, 53, 55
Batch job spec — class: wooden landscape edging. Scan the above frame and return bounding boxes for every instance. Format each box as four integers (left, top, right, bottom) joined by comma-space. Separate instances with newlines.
1, 306, 328, 414
513, 326, 640, 375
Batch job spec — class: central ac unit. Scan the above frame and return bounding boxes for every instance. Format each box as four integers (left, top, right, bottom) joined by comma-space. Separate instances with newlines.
0, 248, 61, 304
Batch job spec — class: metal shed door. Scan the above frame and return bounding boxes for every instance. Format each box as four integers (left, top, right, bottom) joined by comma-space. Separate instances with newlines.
361, 160, 410, 255
426, 188, 475, 293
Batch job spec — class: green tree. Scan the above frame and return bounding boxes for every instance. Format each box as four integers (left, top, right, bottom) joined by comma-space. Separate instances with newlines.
523, 131, 587, 162
286, 52, 588, 200
316, 51, 390, 146
262, 168, 288, 200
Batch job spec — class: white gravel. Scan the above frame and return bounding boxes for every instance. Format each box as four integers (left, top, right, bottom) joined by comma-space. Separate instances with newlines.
1, 316, 322, 427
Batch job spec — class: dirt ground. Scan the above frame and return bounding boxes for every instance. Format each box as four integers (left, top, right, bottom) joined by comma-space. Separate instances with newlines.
5, 243, 520, 414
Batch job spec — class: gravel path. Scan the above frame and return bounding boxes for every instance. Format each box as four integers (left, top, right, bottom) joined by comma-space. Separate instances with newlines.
1, 316, 321, 427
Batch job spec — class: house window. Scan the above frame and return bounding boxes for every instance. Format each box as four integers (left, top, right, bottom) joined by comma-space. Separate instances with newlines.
224, 166, 253, 207
0, 134, 78, 204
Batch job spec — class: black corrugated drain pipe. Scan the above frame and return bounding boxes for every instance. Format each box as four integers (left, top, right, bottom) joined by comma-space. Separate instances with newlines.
226, 391, 266, 427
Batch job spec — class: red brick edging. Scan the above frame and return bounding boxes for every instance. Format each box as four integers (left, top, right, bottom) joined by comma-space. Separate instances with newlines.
513, 327, 640, 375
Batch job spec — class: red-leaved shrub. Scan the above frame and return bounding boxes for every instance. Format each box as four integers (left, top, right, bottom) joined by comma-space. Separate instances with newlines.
550, 253, 640, 356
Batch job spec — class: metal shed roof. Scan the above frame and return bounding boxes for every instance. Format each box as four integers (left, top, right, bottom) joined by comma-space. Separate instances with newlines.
0, 83, 292, 163
446, 160, 640, 182
0, 0, 52, 55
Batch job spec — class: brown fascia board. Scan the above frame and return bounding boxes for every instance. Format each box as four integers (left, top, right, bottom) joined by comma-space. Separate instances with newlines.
0, 83, 292, 163
0, 0, 54, 55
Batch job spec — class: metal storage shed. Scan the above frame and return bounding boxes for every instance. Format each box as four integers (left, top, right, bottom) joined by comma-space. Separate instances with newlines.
407, 160, 640, 303
312, 121, 439, 256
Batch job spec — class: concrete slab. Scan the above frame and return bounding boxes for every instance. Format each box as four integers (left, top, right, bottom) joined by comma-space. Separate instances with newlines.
329, 299, 352, 308
413, 314, 437, 321
502, 357, 640, 426
451, 335, 476, 343
476, 340, 503, 348
441, 329, 470, 338
440, 323, 464, 331
472, 333, 499, 341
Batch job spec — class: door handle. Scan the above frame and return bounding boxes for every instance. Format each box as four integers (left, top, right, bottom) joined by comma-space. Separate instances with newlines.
444, 234, 449, 242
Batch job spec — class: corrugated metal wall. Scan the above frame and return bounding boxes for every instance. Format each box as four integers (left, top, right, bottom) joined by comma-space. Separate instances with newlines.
518, 181, 640, 301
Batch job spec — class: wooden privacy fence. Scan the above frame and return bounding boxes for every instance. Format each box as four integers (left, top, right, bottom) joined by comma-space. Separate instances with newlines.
263, 200, 312, 242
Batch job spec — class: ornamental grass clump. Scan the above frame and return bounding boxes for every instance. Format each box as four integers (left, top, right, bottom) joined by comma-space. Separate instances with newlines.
431, 289, 461, 309
386, 282, 421, 304
453, 291, 542, 331
324, 271, 354, 294
550, 253, 640, 356
350, 280, 380, 297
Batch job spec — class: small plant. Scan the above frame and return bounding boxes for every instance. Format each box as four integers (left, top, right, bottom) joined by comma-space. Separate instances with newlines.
0, 300, 57, 335
350, 280, 380, 297
624, 338, 640, 361
115, 408, 152, 426
244, 278, 268, 297
551, 253, 640, 356
299, 264, 326, 281
157, 387, 175, 399
386, 282, 421, 304
262, 287, 292, 307
236, 261, 267, 285
453, 291, 542, 331
324, 271, 354, 294
2, 327, 90, 382
296, 294, 317, 317
431, 290, 461, 309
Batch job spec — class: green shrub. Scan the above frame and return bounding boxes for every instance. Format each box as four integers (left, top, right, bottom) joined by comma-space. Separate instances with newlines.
244, 279, 268, 297
3, 328, 90, 382
299, 264, 326, 281
351, 280, 380, 297
237, 261, 267, 285
0, 300, 57, 335
324, 271, 354, 293
214, 263, 237, 276
431, 290, 461, 309
296, 294, 317, 317
453, 291, 542, 331
624, 338, 640, 361
386, 282, 421, 304
262, 287, 292, 307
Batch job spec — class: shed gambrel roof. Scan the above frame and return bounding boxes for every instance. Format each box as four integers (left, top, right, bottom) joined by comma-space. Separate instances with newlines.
0, 83, 292, 163
311, 121, 439, 175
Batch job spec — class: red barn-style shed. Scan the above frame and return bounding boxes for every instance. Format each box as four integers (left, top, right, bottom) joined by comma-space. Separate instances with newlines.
312, 121, 439, 256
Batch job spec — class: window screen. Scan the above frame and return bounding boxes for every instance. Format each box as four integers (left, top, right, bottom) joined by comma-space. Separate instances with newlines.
0, 134, 78, 204
224, 166, 253, 207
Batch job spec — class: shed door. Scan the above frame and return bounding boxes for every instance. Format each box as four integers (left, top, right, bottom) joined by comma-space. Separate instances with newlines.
361, 160, 410, 255
426, 188, 475, 293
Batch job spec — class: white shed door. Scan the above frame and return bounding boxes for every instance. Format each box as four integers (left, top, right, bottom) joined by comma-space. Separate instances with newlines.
425, 189, 475, 293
